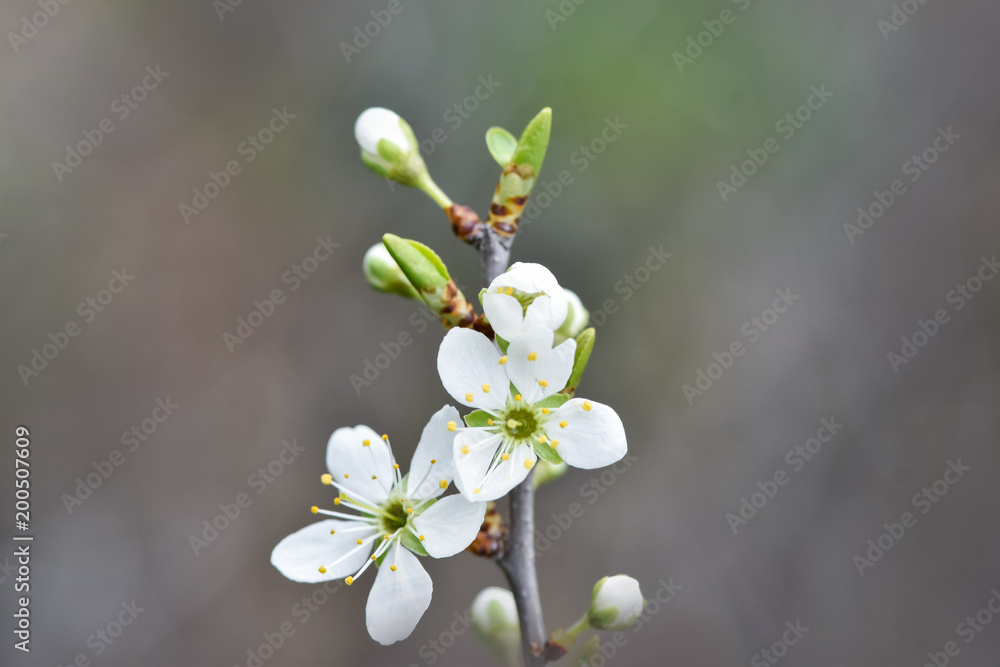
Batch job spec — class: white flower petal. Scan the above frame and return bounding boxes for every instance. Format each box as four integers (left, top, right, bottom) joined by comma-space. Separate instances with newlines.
485, 263, 569, 339
546, 399, 627, 469
326, 425, 394, 503
271, 520, 375, 583
354, 107, 408, 155
411, 495, 487, 558
477, 444, 536, 501
365, 542, 433, 645
506, 327, 576, 403
407, 405, 460, 499
437, 328, 509, 411
453, 430, 504, 500
482, 292, 528, 342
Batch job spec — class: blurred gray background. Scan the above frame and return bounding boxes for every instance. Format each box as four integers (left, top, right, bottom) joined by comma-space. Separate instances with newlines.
1, 1, 999, 665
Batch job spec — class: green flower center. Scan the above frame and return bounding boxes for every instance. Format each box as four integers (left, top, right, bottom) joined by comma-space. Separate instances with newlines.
379, 497, 409, 534
500, 407, 541, 442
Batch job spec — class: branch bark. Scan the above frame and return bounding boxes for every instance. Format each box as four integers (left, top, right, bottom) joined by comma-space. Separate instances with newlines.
474, 227, 548, 666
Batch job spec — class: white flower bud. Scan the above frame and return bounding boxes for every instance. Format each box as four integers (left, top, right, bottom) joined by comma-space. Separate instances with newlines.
362, 243, 420, 300
354, 107, 411, 156
588, 575, 645, 630
471, 587, 518, 637
555, 288, 589, 341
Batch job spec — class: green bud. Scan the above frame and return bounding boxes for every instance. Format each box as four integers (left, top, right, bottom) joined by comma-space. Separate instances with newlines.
562, 328, 595, 396
362, 243, 421, 300
381, 234, 479, 329
488, 107, 552, 237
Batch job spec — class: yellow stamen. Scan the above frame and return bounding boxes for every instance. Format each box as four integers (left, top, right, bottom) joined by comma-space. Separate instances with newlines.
465, 392, 474, 401
390, 565, 397, 572
498, 356, 508, 365
356, 539, 363, 545
482, 384, 491, 393
504, 287, 513, 295
310, 506, 319, 514
393, 463, 400, 469
419, 534, 425, 541
439, 479, 448, 489
318, 566, 327, 574
333, 498, 341, 505
407, 507, 414, 514
488, 419, 495, 425
502, 453, 510, 461
362, 439, 370, 447
344, 473, 350, 479
474, 488, 481, 494
447, 421, 457, 432
507, 419, 518, 429
382, 434, 389, 440
560, 420, 568, 428
461, 446, 470, 455
430, 458, 437, 464
321, 474, 332, 485
371, 475, 377, 480
515, 394, 522, 402
583, 401, 593, 411
541, 408, 549, 414
538, 380, 548, 387
537, 435, 548, 444
524, 459, 533, 469
330, 529, 336, 535
345, 576, 354, 585
527, 352, 538, 361
384, 534, 390, 540
552, 440, 560, 447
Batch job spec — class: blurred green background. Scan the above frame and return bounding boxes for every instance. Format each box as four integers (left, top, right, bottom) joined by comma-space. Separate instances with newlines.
2, 1, 999, 665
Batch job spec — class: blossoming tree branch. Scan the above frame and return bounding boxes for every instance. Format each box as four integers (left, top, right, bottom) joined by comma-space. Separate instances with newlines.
270, 107, 647, 665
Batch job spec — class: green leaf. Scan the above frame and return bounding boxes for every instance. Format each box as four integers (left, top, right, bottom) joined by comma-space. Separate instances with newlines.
510, 107, 552, 176
464, 410, 494, 428
382, 234, 450, 292
401, 530, 429, 557
563, 328, 595, 395
485, 127, 517, 166
536, 393, 570, 409
533, 439, 563, 464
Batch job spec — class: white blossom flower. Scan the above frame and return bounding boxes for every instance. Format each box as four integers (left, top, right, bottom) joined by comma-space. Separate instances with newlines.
437, 325, 627, 501
482, 263, 569, 342
588, 575, 646, 630
270, 406, 487, 645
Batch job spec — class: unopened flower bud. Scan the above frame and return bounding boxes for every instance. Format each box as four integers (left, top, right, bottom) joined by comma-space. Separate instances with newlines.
555, 289, 589, 342
362, 243, 420, 300
588, 575, 645, 630
355, 107, 451, 207
471, 587, 519, 659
